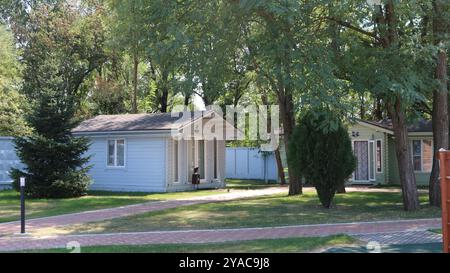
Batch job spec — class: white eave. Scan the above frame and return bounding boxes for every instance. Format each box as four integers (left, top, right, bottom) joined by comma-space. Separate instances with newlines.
356, 120, 394, 135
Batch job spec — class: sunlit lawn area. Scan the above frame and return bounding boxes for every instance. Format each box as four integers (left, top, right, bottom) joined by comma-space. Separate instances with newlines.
46, 190, 441, 236
0, 179, 278, 223
18, 235, 357, 253
225, 179, 280, 189
0, 188, 228, 223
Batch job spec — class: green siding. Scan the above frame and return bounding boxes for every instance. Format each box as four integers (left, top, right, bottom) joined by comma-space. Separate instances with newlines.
387, 136, 399, 185
349, 123, 432, 186
386, 135, 432, 186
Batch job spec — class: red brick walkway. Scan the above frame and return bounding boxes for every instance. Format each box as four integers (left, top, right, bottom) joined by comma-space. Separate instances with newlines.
0, 188, 286, 236
0, 218, 441, 252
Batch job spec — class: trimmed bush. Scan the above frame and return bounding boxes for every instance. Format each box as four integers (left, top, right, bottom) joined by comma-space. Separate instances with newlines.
288, 110, 356, 208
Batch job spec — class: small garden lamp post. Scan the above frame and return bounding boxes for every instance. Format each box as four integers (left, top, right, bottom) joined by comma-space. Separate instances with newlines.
20, 177, 26, 234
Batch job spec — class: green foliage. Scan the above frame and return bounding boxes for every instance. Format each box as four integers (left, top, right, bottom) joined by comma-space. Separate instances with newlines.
11, 135, 92, 198
91, 76, 128, 115
11, 2, 106, 198
0, 24, 30, 136
0, 25, 20, 91
334, 1, 439, 116
288, 110, 356, 208
0, 90, 31, 136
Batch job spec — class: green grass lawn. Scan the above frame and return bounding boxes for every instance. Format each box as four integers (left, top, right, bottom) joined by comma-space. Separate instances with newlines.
0, 188, 228, 223
18, 235, 357, 253
0, 179, 276, 223
48, 190, 441, 235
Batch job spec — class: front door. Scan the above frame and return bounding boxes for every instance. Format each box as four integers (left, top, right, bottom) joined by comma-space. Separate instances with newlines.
353, 141, 375, 182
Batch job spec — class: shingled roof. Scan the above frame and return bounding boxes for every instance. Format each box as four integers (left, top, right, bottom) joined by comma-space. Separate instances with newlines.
72, 111, 212, 133
358, 119, 432, 133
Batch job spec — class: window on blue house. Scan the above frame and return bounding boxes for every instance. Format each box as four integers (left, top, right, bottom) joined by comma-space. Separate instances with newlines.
107, 139, 125, 167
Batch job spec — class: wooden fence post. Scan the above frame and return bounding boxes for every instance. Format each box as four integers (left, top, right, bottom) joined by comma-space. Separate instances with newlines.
438, 149, 450, 253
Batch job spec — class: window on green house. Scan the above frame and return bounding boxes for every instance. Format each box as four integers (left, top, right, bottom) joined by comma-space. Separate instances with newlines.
412, 140, 422, 171
376, 140, 382, 173
411, 139, 433, 172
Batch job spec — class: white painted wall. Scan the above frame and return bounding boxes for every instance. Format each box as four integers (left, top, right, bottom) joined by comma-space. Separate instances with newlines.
0, 137, 23, 189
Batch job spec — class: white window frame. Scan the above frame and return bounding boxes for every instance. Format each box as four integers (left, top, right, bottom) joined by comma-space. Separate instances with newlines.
368, 140, 376, 181
106, 139, 126, 168
376, 139, 383, 173
351, 140, 376, 183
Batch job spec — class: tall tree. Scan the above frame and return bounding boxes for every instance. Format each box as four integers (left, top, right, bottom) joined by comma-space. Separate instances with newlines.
108, 0, 147, 113
332, 1, 426, 210
429, 0, 450, 207
10, 2, 105, 198
240, 1, 349, 195
0, 24, 30, 136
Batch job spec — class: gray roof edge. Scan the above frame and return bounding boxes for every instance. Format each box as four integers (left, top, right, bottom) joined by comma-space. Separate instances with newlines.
72, 129, 174, 136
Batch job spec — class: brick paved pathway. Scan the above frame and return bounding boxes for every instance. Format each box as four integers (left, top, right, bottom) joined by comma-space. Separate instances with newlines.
0, 187, 286, 236
0, 218, 441, 252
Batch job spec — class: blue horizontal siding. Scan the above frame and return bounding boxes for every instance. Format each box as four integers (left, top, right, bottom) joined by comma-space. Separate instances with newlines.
86, 136, 166, 192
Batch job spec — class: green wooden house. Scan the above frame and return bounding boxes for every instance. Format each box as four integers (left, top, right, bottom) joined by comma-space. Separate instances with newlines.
349, 119, 433, 186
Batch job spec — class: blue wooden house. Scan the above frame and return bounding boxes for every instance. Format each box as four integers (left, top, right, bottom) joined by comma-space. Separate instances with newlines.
72, 110, 231, 192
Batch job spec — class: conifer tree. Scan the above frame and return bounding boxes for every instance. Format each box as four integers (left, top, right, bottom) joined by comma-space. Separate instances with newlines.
289, 110, 356, 208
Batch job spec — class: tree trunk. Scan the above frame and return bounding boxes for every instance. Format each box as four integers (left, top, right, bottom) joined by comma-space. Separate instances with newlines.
261, 92, 286, 186
159, 70, 169, 113
374, 97, 383, 120
388, 99, 420, 211
359, 95, 365, 119
336, 183, 346, 194
429, 0, 449, 207
274, 147, 286, 185
132, 54, 139, 114
184, 93, 190, 108
379, 0, 419, 211
430, 41, 449, 208
278, 93, 302, 195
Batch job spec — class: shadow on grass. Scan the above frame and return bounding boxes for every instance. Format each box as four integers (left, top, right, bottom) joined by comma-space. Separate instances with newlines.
55, 191, 441, 235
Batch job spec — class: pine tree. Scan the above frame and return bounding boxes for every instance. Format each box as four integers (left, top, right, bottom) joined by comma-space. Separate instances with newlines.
11, 90, 92, 198
10, 3, 105, 198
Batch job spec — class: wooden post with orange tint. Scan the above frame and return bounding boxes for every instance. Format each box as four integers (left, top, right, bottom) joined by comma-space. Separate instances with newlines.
438, 149, 450, 253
